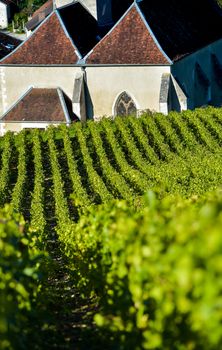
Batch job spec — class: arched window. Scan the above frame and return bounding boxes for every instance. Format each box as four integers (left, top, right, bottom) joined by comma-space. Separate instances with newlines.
115, 92, 137, 117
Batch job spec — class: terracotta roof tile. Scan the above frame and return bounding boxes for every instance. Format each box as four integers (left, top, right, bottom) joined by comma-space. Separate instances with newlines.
1, 88, 74, 122
1, 12, 79, 65
86, 5, 170, 65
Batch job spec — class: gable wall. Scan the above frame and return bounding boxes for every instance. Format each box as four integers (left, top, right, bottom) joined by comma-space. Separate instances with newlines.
0, 65, 171, 120
85, 65, 171, 118
172, 39, 222, 109
0, 66, 81, 116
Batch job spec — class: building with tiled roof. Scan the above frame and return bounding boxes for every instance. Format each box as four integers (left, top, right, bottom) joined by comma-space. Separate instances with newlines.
0, 0, 222, 134
0, 87, 76, 134
2, 11, 80, 64
85, 5, 171, 65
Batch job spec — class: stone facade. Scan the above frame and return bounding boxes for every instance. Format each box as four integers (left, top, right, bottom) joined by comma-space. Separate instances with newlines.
0, 65, 176, 121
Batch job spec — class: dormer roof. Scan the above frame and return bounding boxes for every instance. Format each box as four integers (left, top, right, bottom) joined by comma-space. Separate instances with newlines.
1, 11, 80, 64
86, 4, 171, 64
0, 87, 75, 122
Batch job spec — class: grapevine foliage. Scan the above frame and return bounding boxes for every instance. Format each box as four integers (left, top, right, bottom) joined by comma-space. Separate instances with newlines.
0, 107, 222, 349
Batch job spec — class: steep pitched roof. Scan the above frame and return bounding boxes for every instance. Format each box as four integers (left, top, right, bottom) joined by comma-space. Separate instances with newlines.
0, 87, 75, 122
1, 11, 80, 64
86, 4, 170, 64
26, 0, 53, 31
139, 0, 222, 61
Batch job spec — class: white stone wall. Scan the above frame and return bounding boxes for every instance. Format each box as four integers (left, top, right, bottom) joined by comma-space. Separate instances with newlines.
0, 66, 81, 115
85, 65, 171, 118
0, 2, 8, 29
0, 65, 171, 121
0, 121, 64, 136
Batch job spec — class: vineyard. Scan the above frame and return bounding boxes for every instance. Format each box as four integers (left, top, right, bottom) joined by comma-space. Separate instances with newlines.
1, 107, 222, 349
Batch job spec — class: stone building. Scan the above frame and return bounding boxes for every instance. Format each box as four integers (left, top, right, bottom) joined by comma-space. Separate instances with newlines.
0, 0, 221, 135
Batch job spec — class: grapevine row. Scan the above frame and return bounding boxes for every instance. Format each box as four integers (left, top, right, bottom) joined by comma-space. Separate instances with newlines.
0, 132, 12, 206
141, 114, 172, 160
167, 111, 198, 149
11, 132, 27, 212
88, 121, 133, 199
62, 126, 91, 210
101, 118, 150, 193
30, 130, 46, 242
182, 110, 219, 151
75, 123, 113, 203
126, 116, 160, 164
154, 113, 184, 154
47, 128, 71, 229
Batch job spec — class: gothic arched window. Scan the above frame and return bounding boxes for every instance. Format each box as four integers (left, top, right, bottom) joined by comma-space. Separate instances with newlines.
115, 92, 137, 117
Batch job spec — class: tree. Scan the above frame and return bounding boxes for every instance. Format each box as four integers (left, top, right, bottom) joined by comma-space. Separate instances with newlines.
16, 0, 47, 12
